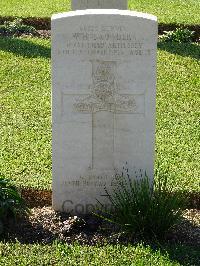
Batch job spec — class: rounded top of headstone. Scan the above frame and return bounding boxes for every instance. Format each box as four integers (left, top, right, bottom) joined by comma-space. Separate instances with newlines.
52, 9, 157, 22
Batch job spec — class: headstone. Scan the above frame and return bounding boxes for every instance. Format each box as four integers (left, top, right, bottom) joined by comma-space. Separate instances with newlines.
52, 9, 157, 214
72, 0, 127, 10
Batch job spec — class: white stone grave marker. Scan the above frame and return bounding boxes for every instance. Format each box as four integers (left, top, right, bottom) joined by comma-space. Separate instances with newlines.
72, 0, 127, 10
52, 9, 157, 214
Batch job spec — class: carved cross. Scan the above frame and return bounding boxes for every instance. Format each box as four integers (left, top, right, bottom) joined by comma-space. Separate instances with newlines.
73, 60, 140, 171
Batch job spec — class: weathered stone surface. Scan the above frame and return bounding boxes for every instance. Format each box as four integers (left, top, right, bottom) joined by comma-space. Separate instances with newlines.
52, 10, 157, 214
72, 0, 127, 10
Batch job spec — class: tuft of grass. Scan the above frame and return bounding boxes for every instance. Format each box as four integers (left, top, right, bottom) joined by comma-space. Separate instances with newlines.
0, 0, 200, 25
96, 174, 185, 239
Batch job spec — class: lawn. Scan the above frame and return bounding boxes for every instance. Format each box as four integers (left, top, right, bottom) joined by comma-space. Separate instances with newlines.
0, 37, 51, 189
129, 0, 200, 25
0, 37, 199, 192
1, 0, 200, 25
0, 242, 199, 266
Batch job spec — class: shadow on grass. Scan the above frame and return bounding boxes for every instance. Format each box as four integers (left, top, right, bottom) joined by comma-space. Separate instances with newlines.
160, 243, 200, 266
158, 41, 200, 60
151, 216, 200, 265
0, 36, 50, 58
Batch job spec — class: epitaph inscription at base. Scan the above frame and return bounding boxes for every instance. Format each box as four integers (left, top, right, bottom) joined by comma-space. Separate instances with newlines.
52, 10, 157, 214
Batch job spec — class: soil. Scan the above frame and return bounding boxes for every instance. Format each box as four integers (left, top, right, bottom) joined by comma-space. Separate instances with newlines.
0, 29, 51, 39
4, 207, 200, 247
20, 188, 52, 208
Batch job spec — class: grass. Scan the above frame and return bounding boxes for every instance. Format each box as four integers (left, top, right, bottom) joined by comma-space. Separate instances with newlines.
0, 37, 51, 189
156, 42, 200, 193
0, 242, 199, 266
1, 0, 71, 18
0, 0, 200, 25
129, 0, 200, 25
0, 37, 199, 192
